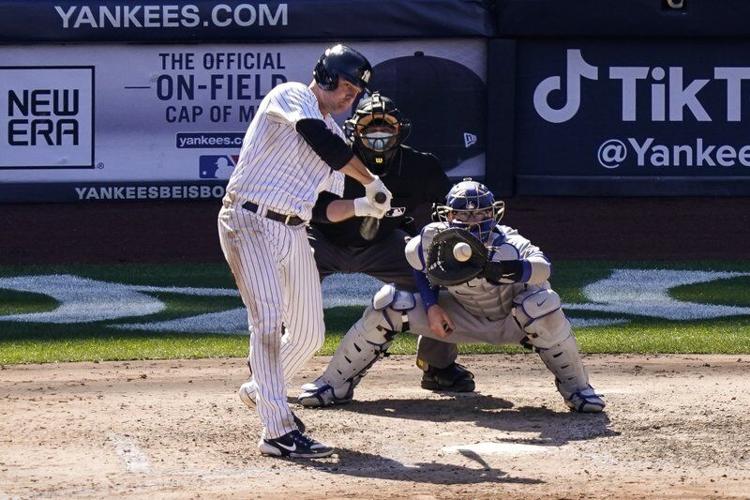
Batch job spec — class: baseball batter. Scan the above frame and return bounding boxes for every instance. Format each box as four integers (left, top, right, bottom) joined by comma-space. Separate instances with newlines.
218, 44, 392, 458
298, 179, 605, 414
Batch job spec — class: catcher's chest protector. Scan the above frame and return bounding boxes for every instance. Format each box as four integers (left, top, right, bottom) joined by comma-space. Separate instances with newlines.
446, 279, 521, 320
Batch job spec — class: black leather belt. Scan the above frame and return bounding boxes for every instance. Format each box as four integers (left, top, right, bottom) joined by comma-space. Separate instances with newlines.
242, 201, 304, 226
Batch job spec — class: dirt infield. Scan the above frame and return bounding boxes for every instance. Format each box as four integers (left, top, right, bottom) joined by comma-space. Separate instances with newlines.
1, 354, 749, 499
2, 197, 750, 264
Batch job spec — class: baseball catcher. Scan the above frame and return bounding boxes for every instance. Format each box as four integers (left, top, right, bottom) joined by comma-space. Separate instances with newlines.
298, 178, 605, 413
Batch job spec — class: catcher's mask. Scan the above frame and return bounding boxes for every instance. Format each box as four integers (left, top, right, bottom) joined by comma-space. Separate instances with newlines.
344, 92, 411, 175
313, 44, 372, 92
434, 178, 505, 242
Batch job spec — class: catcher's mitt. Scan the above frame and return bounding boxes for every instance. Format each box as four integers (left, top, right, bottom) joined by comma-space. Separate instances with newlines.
424, 227, 488, 286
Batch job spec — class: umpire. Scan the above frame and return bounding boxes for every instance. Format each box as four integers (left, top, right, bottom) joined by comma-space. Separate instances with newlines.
309, 92, 475, 392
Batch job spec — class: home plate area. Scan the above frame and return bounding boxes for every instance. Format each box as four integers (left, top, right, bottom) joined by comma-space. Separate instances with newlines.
1, 354, 748, 499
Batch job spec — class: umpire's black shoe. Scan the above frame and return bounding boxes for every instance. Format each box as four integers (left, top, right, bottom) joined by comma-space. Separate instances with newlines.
258, 430, 334, 458
421, 362, 476, 393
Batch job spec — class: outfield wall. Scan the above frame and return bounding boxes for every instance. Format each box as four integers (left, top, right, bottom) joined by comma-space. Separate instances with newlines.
2, 0, 750, 201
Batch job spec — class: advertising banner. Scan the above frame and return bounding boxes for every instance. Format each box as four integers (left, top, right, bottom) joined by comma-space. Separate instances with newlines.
497, 0, 750, 39
515, 40, 750, 195
0, 0, 493, 42
0, 40, 486, 202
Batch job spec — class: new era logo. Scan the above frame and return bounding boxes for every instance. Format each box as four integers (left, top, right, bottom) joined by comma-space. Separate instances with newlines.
464, 132, 477, 148
1, 66, 94, 169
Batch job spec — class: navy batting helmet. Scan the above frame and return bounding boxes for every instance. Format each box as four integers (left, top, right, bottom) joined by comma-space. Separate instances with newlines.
313, 44, 372, 92
435, 178, 505, 242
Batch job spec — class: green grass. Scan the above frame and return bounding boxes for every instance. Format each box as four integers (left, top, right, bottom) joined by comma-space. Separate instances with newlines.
0, 334, 246, 365
0, 288, 58, 315
672, 275, 750, 307
1, 261, 750, 364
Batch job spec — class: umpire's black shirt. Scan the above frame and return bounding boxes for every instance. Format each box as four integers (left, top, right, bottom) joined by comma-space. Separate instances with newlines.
312, 145, 452, 247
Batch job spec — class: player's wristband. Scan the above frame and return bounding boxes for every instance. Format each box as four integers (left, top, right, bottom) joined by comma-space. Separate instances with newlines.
413, 270, 439, 310
483, 259, 527, 284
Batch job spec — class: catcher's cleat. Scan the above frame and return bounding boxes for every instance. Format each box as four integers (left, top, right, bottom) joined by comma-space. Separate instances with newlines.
258, 430, 333, 459
420, 362, 476, 393
239, 381, 307, 433
298, 380, 353, 408
556, 381, 605, 413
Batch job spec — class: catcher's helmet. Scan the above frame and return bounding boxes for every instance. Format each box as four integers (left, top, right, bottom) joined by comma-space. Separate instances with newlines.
313, 44, 372, 92
435, 178, 505, 242
344, 92, 411, 174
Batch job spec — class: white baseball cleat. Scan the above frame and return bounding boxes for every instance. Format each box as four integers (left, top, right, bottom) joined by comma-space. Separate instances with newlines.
238, 381, 257, 409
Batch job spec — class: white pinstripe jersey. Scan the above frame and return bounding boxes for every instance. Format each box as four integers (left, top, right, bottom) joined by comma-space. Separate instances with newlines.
224, 82, 345, 221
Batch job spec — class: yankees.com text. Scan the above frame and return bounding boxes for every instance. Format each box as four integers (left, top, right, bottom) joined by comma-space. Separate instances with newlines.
55, 4, 288, 29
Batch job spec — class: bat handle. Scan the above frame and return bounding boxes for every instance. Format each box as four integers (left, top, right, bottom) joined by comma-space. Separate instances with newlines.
360, 192, 387, 241
359, 217, 380, 240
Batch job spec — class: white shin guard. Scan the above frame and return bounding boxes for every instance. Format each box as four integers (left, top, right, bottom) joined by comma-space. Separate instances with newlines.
514, 288, 591, 395
535, 334, 590, 395
329, 308, 395, 390
531, 330, 605, 412
299, 285, 413, 407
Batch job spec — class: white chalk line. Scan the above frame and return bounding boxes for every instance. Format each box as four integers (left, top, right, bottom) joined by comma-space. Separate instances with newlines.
108, 433, 151, 474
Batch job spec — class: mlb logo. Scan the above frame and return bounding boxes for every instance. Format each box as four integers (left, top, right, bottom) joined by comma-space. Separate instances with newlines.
199, 155, 238, 179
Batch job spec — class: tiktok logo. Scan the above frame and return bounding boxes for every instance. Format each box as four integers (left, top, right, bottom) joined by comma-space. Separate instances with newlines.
533, 49, 598, 123
534, 49, 750, 124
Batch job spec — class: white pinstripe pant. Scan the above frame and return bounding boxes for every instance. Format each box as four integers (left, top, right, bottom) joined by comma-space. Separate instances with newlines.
218, 203, 325, 439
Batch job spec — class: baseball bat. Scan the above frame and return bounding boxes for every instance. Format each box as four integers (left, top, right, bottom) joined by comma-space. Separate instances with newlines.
359, 192, 387, 241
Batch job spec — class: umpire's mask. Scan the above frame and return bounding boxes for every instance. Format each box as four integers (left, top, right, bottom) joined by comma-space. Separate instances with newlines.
345, 92, 411, 176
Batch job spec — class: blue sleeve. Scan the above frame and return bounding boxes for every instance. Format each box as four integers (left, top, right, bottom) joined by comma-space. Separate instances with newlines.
520, 260, 532, 282
413, 269, 439, 311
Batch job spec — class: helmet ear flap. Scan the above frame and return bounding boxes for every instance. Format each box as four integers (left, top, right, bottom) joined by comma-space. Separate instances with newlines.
313, 59, 337, 91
